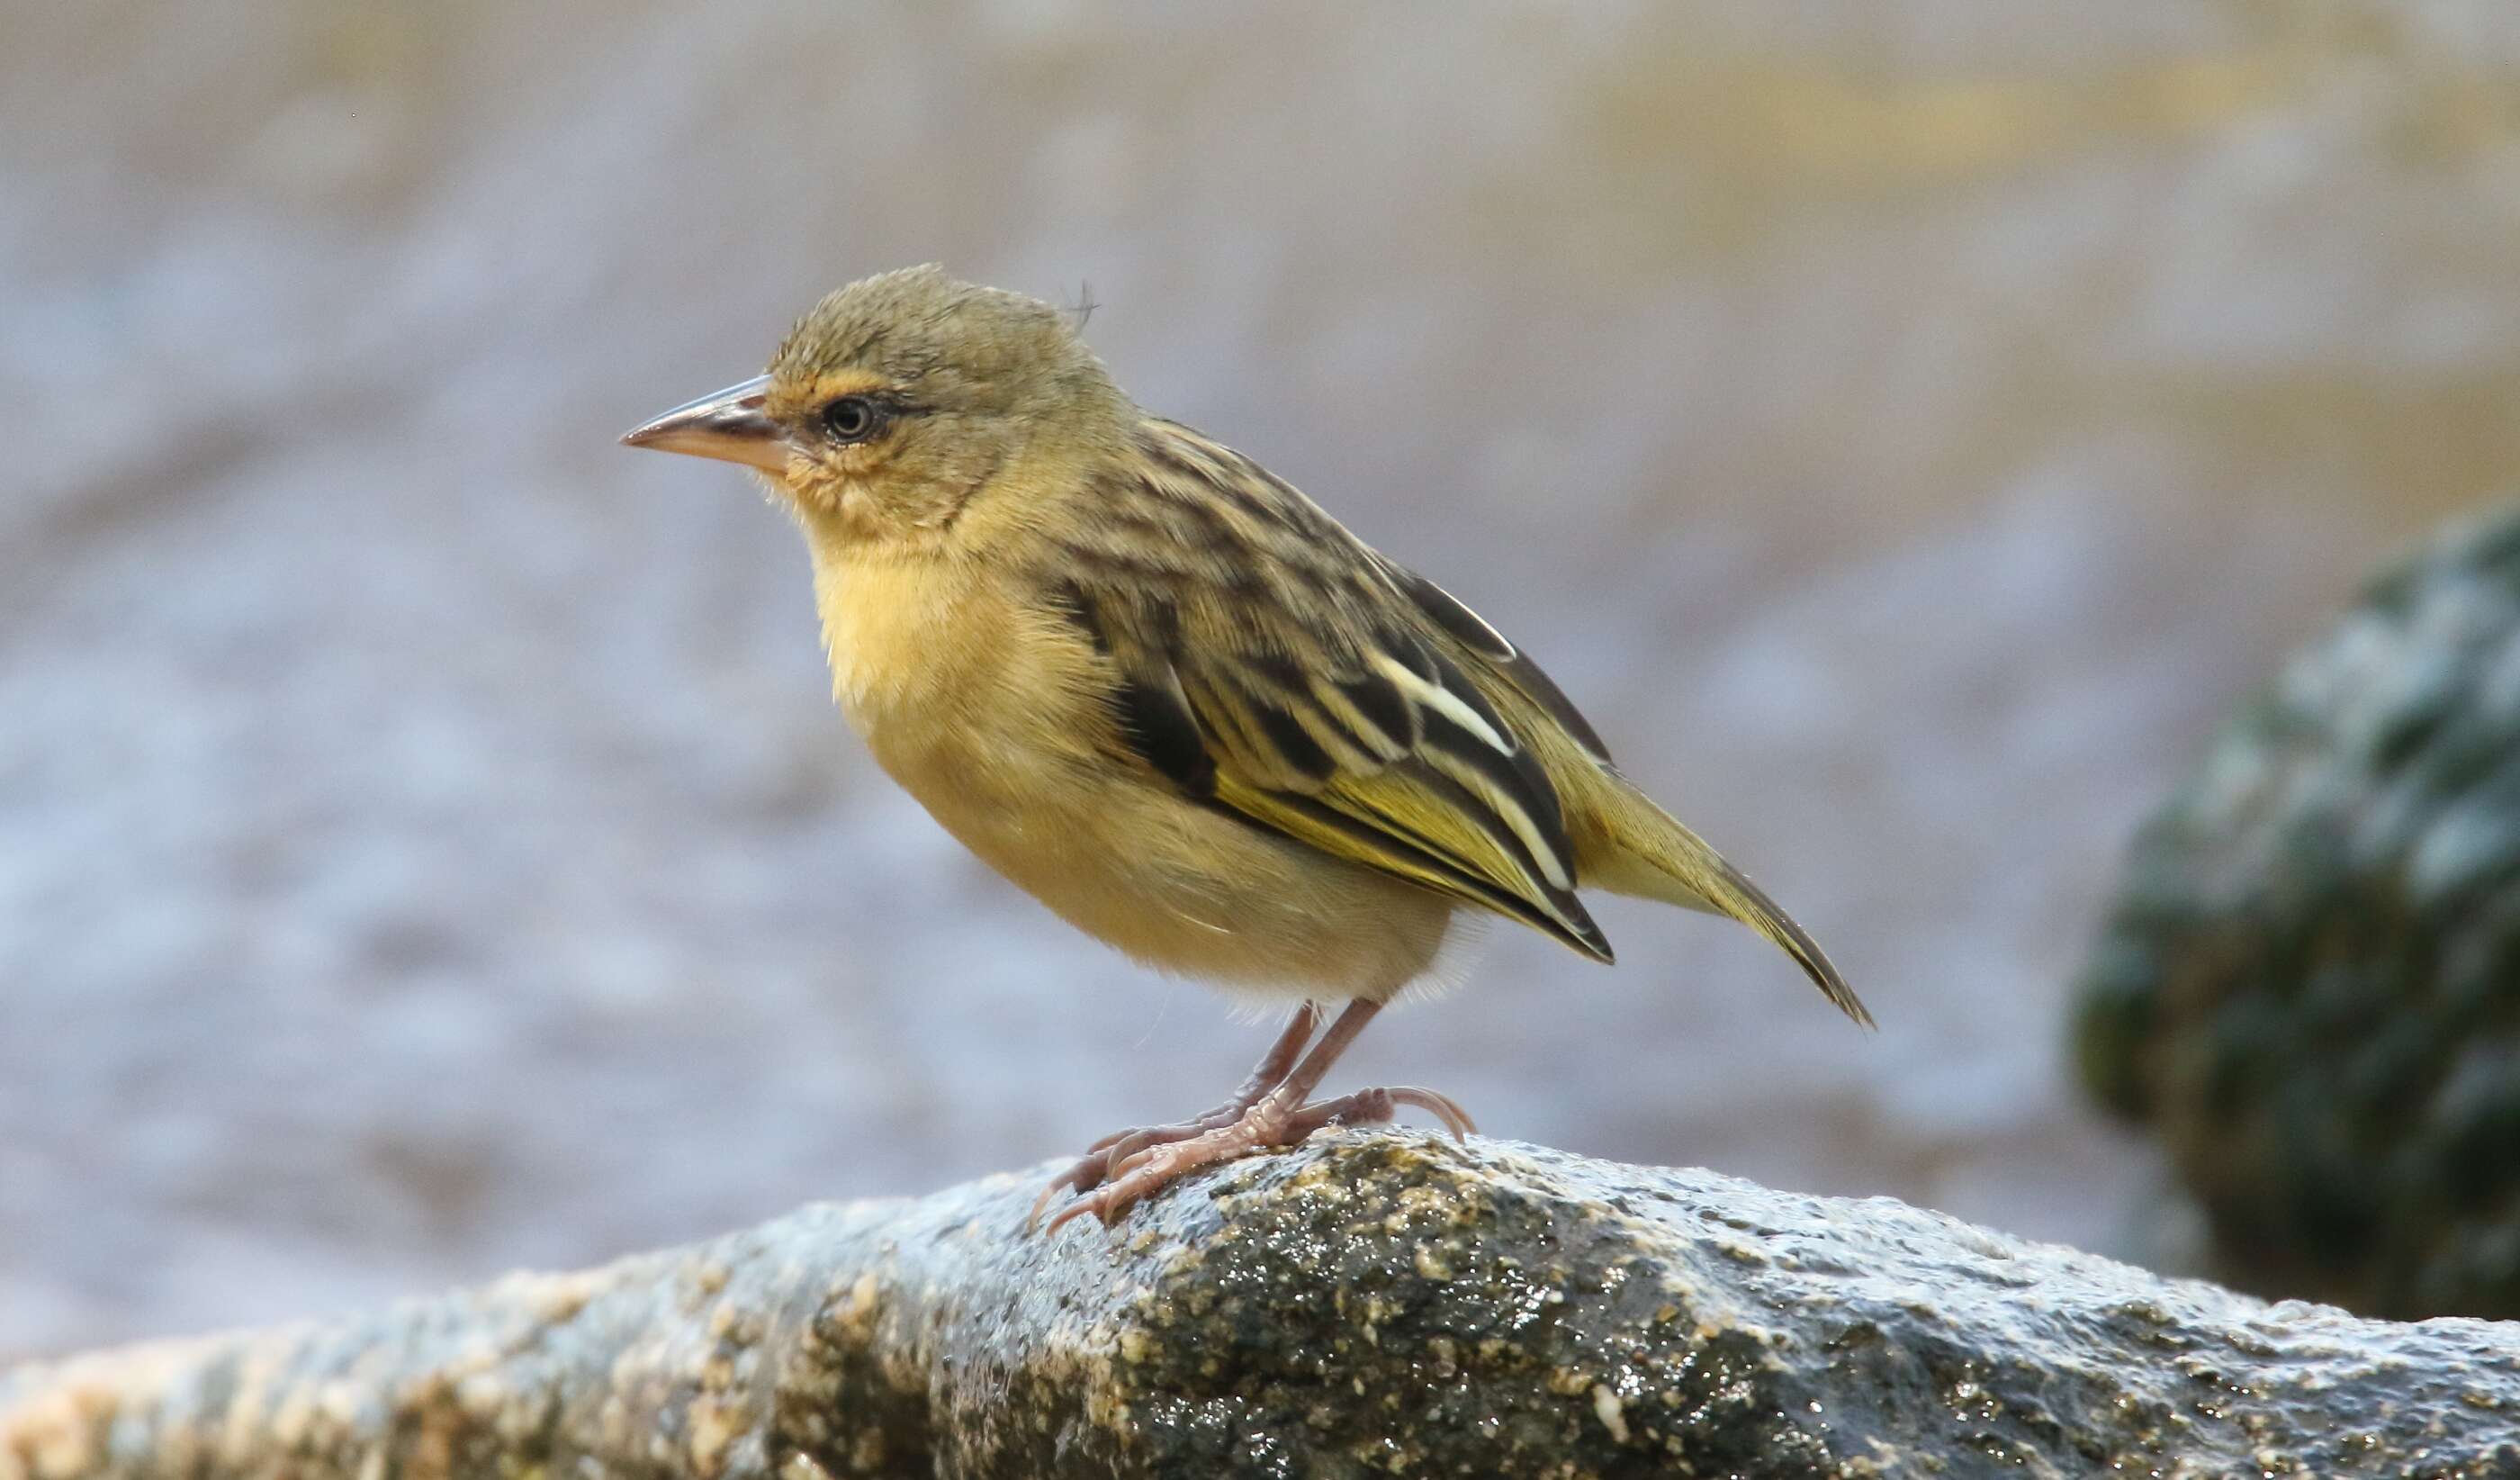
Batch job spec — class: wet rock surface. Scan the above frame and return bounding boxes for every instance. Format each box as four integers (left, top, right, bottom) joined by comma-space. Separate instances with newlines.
7, 1135, 2516, 1479
2076, 504, 2520, 1321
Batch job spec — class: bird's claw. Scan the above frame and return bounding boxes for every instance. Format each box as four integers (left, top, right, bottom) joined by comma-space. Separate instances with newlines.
1027, 1083, 1477, 1233
1024, 1118, 1220, 1229
1041, 1121, 1269, 1232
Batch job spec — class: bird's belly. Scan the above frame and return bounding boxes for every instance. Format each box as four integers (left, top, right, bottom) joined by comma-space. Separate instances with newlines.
868, 721, 1454, 1000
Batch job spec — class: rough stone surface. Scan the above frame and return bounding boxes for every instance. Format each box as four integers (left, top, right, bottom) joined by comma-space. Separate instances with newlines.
2076, 504, 2520, 1321
7, 1135, 2518, 1480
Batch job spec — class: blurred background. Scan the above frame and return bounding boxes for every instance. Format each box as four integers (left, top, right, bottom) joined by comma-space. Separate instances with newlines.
6, 1, 2519, 1358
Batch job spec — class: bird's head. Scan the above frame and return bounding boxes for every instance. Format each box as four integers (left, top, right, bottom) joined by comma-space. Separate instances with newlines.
623, 265, 1126, 546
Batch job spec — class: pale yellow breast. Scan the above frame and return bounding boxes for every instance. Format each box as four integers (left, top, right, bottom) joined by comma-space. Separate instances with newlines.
812, 546, 1095, 815
803, 537, 1455, 1000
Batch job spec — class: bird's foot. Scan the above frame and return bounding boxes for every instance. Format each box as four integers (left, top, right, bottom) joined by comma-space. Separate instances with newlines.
1027, 1095, 1270, 1228
1034, 1084, 1473, 1232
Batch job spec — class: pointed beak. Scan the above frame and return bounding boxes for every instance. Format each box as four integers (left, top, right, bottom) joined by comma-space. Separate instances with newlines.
619, 375, 790, 474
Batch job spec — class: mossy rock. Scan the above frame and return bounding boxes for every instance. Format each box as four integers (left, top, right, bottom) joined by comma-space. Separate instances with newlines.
12, 1135, 2520, 1478
2074, 502, 2520, 1319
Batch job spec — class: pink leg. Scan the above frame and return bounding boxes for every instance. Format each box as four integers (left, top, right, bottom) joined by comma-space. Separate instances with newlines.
1088, 1002, 1321, 1155
1028, 1003, 1322, 1227
1040, 998, 1476, 1232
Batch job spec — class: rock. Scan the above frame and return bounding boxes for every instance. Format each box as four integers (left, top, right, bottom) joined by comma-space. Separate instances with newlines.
4, 1133, 2516, 1478
2074, 504, 2520, 1321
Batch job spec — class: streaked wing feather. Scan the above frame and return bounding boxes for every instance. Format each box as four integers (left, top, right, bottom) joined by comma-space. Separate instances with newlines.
1056, 422, 1613, 962
1210, 776, 1586, 948
1368, 554, 1613, 766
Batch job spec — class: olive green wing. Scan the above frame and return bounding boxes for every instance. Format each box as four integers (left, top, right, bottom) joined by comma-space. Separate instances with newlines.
1052, 540, 1612, 962
1364, 553, 1616, 767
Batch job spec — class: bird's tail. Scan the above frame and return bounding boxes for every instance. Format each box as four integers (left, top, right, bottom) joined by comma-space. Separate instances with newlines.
1583, 777, 1874, 1028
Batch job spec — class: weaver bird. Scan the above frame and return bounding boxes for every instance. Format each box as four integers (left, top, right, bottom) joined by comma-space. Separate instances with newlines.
623, 266, 1871, 1230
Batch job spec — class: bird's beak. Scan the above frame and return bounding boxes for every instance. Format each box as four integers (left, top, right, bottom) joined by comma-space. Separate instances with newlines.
619, 375, 790, 474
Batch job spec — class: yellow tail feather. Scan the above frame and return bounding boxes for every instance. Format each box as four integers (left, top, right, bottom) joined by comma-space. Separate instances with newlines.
1586, 780, 1874, 1028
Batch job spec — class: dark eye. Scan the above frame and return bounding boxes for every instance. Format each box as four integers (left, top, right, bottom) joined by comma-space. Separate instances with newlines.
820, 395, 885, 444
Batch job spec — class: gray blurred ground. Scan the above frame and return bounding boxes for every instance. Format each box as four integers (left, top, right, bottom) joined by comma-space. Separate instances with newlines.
4, 1, 2518, 1358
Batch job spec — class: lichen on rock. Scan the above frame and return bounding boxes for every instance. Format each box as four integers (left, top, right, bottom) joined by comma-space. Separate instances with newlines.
7, 1133, 2520, 1477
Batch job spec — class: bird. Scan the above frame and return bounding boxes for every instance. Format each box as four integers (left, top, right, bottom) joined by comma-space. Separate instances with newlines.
621, 265, 1871, 1231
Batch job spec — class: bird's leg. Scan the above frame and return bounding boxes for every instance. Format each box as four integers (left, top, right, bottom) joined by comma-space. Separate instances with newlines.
1041, 997, 1476, 1232
1029, 1003, 1321, 1225
1088, 1001, 1322, 1154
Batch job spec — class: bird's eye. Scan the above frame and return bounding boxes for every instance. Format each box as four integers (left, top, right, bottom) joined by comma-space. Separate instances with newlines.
820, 395, 885, 444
